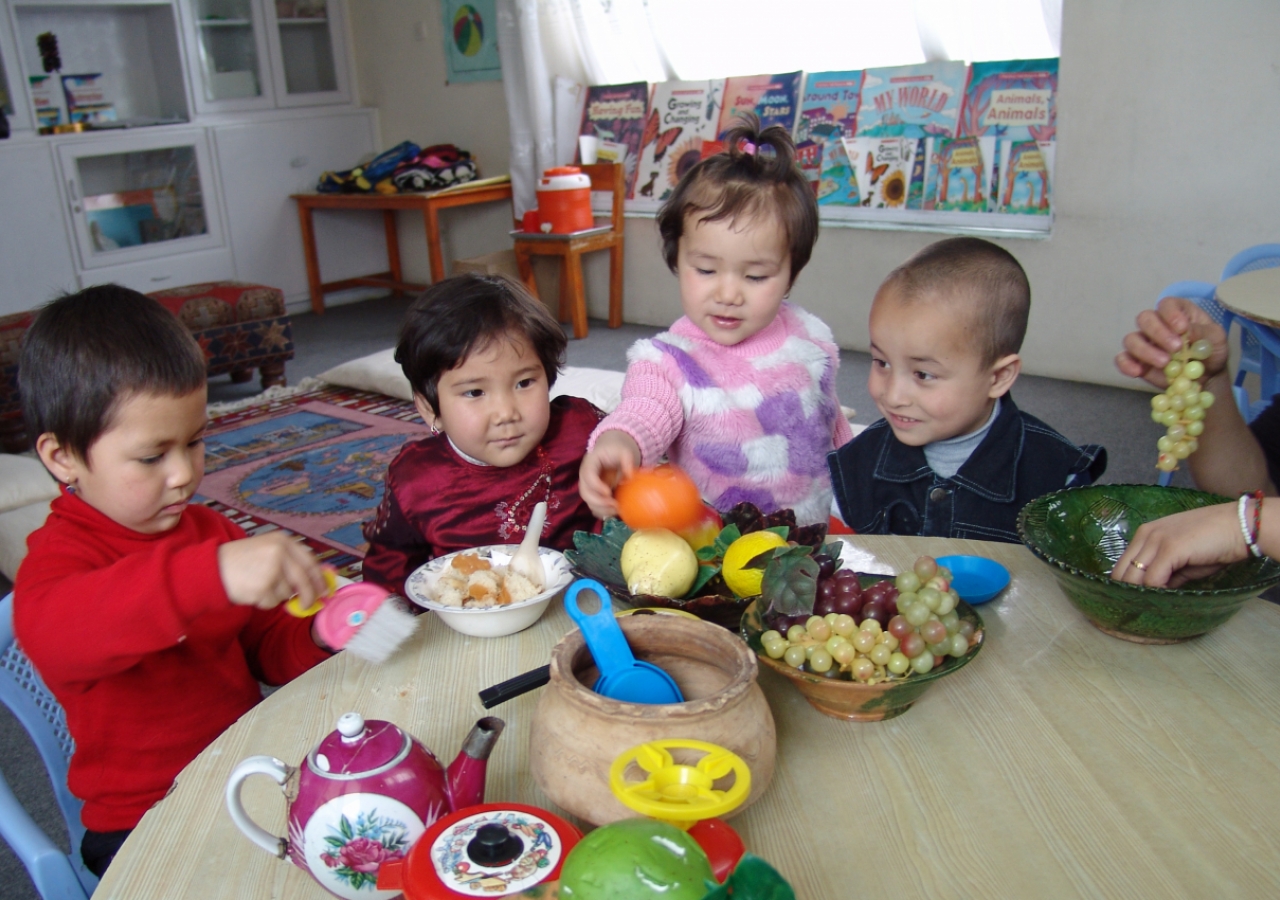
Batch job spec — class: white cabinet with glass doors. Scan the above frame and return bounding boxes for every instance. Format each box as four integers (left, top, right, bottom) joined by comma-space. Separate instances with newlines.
181, 0, 275, 113
261, 0, 349, 107
180, 0, 350, 113
55, 127, 225, 271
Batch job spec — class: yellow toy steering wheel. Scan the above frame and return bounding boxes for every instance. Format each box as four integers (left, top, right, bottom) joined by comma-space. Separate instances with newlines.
608, 739, 751, 828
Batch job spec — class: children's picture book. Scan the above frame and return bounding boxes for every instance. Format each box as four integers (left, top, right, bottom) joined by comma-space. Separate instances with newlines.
841, 137, 916, 209
996, 139, 1053, 214
631, 79, 724, 209
795, 139, 823, 196
959, 58, 1058, 142
29, 74, 64, 128
797, 70, 863, 206
61, 73, 116, 124
906, 137, 929, 209
577, 81, 650, 199
856, 62, 968, 139
714, 71, 803, 140
922, 136, 997, 212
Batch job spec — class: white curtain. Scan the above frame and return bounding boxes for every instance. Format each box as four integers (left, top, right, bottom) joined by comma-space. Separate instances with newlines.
497, 0, 671, 216
498, 0, 1060, 215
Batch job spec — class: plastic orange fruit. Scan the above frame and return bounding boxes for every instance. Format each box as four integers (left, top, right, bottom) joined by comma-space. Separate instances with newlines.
615, 465, 703, 532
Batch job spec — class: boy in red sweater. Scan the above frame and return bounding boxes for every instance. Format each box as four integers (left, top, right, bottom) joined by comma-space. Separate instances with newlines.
14, 286, 333, 878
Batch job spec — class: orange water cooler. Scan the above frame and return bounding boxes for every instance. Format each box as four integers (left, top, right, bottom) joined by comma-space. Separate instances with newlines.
534, 166, 594, 233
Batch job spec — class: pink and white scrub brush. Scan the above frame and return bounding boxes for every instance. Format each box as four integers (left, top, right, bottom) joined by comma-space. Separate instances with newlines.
287, 568, 418, 664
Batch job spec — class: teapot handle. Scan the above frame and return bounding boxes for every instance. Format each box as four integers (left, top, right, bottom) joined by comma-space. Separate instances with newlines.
225, 756, 290, 858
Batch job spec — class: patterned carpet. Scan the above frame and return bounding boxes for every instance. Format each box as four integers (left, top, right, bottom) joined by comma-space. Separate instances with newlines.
198, 385, 428, 578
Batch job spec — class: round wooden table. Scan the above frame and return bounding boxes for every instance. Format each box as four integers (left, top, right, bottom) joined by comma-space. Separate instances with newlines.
1217, 267, 1280, 328
93, 535, 1280, 899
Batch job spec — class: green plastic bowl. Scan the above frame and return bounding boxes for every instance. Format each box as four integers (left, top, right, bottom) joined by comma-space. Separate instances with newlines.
1017, 484, 1280, 643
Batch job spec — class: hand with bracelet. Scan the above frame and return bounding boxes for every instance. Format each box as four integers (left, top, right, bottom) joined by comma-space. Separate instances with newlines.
1111, 492, 1272, 588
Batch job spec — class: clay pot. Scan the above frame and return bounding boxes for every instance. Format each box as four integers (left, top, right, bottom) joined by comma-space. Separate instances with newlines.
530, 615, 775, 825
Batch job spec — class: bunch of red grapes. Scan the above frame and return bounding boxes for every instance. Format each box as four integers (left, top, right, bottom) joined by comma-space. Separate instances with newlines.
768, 552, 900, 632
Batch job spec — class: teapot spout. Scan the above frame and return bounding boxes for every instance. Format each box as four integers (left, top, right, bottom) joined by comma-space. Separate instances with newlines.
446, 716, 505, 810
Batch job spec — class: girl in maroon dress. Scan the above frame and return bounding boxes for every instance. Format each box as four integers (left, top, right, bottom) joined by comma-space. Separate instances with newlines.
362, 275, 601, 594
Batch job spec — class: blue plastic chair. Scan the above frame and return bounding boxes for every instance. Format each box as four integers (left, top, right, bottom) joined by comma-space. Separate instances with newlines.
1222, 243, 1280, 280
0, 593, 97, 899
1220, 244, 1280, 420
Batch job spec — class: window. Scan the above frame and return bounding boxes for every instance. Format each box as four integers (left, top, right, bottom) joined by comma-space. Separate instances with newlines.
645, 0, 1059, 81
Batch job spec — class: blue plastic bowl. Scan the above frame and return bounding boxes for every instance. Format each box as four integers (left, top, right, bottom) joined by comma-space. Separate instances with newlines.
935, 555, 1010, 605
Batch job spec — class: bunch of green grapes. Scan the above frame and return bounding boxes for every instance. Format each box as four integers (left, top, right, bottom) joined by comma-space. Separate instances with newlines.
758, 556, 977, 683
1149, 338, 1215, 473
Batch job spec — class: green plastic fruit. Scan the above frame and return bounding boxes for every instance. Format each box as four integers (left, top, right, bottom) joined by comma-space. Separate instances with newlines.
558, 819, 715, 900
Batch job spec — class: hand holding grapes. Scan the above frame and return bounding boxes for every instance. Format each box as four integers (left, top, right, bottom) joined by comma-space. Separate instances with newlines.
1115, 296, 1229, 390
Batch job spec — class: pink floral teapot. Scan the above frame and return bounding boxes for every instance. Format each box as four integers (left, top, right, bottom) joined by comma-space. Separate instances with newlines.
226, 712, 504, 900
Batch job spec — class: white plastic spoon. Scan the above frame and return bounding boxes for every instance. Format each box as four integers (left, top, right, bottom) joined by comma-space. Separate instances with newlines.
507, 501, 548, 591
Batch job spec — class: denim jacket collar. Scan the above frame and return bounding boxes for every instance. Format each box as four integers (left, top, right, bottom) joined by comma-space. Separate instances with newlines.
872, 395, 1024, 503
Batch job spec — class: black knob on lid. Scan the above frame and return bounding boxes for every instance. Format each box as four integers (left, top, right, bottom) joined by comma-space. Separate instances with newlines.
467, 823, 524, 867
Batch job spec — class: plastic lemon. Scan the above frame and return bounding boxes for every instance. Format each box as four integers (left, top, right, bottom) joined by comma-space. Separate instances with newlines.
721, 531, 788, 598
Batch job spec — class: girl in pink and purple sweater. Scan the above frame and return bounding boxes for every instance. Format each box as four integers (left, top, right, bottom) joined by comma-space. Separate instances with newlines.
579, 115, 853, 526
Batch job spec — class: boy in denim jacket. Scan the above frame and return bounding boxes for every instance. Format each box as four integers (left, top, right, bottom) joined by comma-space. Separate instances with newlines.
828, 238, 1105, 542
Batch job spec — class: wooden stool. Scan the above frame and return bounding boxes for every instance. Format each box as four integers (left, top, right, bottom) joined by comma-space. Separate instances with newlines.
513, 163, 625, 339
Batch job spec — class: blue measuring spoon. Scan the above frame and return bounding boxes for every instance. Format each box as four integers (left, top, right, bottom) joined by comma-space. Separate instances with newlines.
563, 579, 684, 705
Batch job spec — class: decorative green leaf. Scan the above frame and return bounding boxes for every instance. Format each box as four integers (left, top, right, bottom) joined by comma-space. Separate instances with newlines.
689, 558, 721, 597
703, 524, 742, 561
563, 519, 633, 586
760, 545, 819, 616
821, 540, 845, 572
687, 523, 742, 597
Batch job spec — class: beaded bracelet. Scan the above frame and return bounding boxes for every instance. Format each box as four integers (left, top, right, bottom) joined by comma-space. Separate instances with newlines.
1238, 491, 1264, 558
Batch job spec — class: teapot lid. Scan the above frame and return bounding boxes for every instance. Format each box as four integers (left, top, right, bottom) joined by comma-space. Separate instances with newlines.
380, 802, 582, 899
309, 712, 411, 779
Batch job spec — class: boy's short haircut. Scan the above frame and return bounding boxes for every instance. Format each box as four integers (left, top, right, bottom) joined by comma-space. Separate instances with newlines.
882, 237, 1031, 365
396, 274, 566, 415
21, 284, 207, 461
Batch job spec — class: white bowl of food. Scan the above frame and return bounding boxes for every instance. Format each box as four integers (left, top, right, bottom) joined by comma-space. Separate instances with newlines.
404, 545, 573, 637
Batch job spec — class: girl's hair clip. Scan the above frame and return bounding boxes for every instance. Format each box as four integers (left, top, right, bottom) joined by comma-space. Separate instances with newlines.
738, 139, 757, 156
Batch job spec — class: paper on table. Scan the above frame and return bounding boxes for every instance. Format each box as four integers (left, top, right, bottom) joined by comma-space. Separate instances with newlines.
835, 537, 896, 575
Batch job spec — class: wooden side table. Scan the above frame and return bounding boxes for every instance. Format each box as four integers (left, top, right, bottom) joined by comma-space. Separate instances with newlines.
292, 179, 514, 314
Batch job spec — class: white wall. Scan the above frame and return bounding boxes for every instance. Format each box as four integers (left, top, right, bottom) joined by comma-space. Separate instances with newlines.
348, 0, 515, 283
350, 0, 1280, 389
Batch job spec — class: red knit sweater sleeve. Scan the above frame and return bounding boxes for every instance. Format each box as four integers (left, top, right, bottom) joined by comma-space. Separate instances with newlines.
239, 606, 333, 686
16, 504, 244, 684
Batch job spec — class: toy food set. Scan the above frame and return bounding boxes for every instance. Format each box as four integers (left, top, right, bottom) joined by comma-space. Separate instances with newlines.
741, 554, 986, 721
565, 495, 831, 629
404, 545, 573, 637
543, 741, 794, 900
226, 713, 505, 900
